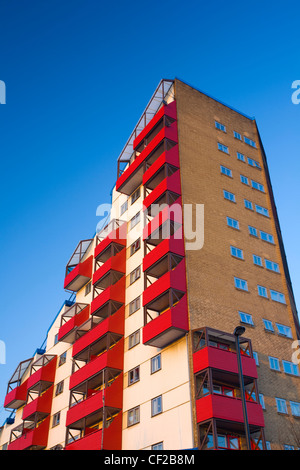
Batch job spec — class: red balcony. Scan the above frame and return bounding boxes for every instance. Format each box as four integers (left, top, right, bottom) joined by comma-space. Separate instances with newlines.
27, 356, 57, 392
65, 413, 122, 450
143, 259, 186, 308
93, 250, 126, 286
196, 394, 265, 430
91, 277, 125, 316
4, 379, 28, 409
116, 122, 178, 195
143, 197, 183, 243
193, 346, 258, 379
143, 233, 185, 273
72, 308, 125, 358
66, 374, 123, 428
133, 100, 177, 150
142, 145, 180, 188
69, 339, 124, 390
143, 170, 181, 211
64, 255, 93, 292
22, 385, 53, 421
94, 222, 127, 261
143, 295, 189, 348
8, 416, 50, 451
58, 304, 90, 343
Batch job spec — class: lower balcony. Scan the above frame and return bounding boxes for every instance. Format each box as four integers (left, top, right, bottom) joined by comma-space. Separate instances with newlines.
4, 380, 28, 409
58, 304, 90, 343
70, 338, 124, 390
22, 385, 53, 421
27, 355, 57, 392
91, 277, 125, 316
196, 393, 265, 431
64, 255, 93, 292
8, 416, 50, 450
65, 412, 122, 450
143, 295, 189, 348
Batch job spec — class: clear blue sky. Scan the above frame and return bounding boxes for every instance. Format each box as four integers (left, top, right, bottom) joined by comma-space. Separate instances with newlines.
0, 0, 299, 422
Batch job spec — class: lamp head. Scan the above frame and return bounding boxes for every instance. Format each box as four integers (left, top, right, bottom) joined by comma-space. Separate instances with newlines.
234, 326, 246, 337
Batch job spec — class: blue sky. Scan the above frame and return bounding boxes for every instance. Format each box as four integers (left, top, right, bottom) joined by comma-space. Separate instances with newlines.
0, 0, 299, 422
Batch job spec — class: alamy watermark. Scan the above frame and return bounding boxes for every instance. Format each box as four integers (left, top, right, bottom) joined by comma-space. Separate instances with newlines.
96, 201, 204, 251
0, 80, 6, 104
0, 340, 6, 364
291, 80, 300, 104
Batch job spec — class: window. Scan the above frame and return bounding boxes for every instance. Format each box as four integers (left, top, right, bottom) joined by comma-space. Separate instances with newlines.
251, 180, 264, 192
128, 366, 140, 385
58, 351, 67, 367
248, 225, 258, 237
55, 380, 64, 396
120, 200, 128, 215
234, 131, 242, 140
240, 175, 249, 185
282, 360, 299, 376
218, 142, 229, 154
276, 398, 288, 414
257, 285, 268, 298
244, 199, 253, 210
263, 319, 274, 332
152, 442, 163, 450
265, 441, 272, 450
290, 401, 300, 417
253, 255, 263, 267
130, 212, 140, 229
52, 412, 60, 427
247, 157, 261, 168
234, 277, 248, 291
269, 356, 280, 371
244, 136, 257, 148
260, 230, 274, 244
223, 190, 236, 202
151, 354, 161, 374
265, 259, 280, 273
129, 296, 140, 315
259, 394, 265, 409
283, 445, 294, 450
54, 334, 59, 345
270, 290, 286, 304
230, 246, 243, 259
85, 282, 91, 296
129, 330, 140, 349
237, 152, 245, 162
151, 396, 162, 416
239, 311, 254, 325
127, 406, 140, 426
215, 121, 226, 132
276, 323, 292, 338
131, 187, 140, 205
255, 204, 269, 217
227, 217, 239, 230
130, 266, 141, 285
220, 165, 232, 177
253, 351, 259, 366
130, 238, 140, 256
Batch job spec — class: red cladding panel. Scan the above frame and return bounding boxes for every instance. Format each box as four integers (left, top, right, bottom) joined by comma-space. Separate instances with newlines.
64, 256, 93, 291
22, 385, 54, 421
196, 394, 265, 428
8, 416, 50, 450
142, 295, 189, 346
58, 305, 90, 342
143, 170, 181, 210
27, 357, 57, 391
133, 101, 177, 149
69, 339, 124, 390
143, 233, 185, 272
4, 380, 28, 409
94, 225, 127, 260
72, 307, 125, 358
193, 346, 258, 379
90, 277, 125, 315
143, 259, 187, 307
142, 146, 180, 187
143, 197, 183, 241
92, 250, 126, 285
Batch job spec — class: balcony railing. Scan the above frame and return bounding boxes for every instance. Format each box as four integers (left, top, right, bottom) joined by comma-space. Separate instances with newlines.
58, 304, 90, 343
8, 416, 50, 450
27, 355, 57, 392
64, 255, 93, 292
22, 385, 54, 421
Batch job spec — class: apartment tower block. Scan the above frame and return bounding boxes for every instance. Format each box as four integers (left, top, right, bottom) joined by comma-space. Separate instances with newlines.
1, 78, 300, 451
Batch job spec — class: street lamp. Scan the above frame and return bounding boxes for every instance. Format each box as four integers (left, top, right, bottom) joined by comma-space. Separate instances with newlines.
233, 326, 251, 450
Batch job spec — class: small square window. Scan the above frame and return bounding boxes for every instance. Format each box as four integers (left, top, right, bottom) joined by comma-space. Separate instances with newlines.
131, 187, 140, 205
85, 282, 92, 296
244, 199, 253, 210
260, 231, 274, 244
130, 212, 141, 229
129, 296, 140, 315
270, 290, 286, 304
255, 205, 269, 217
129, 330, 140, 349
276, 323, 292, 338
215, 121, 226, 132
240, 175, 249, 185
282, 360, 299, 376
257, 285, 268, 298
230, 246, 243, 260
130, 238, 140, 256
218, 142, 229, 154
253, 255, 263, 267
269, 356, 280, 371
152, 442, 164, 450
239, 311, 254, 325
263, 319, 274, 332
130, 266, 141, 285
248, 226, 258, 237
220, 165, 232, 177
244, 136, 257, 148
227, 217, 239, 230
265, 259, 280, 273
290, 401, 300, 417
55, 381, 64, 396
52, 412, 60, 427
234, 131, 242, 140
151, 354, 161, 374
128, 366, 140, 385
58, 351, 67, 367
234, 277, 248, 291
120, 200, 128, 215
223, 190, 236, 202
237, 152, 246, 162
128, 406, 140, 426
276, 398, 287, 414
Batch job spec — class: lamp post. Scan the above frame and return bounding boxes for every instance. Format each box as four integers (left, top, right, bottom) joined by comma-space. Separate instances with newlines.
233, 326, 251, 450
